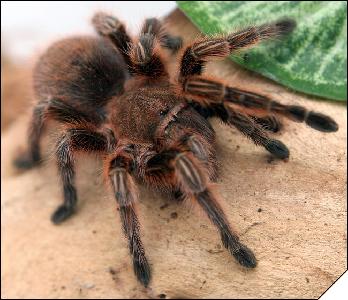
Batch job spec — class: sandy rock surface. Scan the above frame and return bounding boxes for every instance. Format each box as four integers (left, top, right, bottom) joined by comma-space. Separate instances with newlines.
2, 9, 347, 299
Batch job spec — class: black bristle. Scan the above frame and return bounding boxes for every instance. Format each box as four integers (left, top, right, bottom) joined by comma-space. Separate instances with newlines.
51, 204, 75, 224
232, 243, 257, 268
13, 156, 40, 170
306, 112, 339, 132
162, 35, 183, 52
265, 139, 290, 159
275, 18, 297, 35
133, 257, 151, 287
287, 105, 306, 122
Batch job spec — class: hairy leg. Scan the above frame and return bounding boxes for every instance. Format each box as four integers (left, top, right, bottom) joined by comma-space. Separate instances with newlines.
225, 107, 289, 159
141, 17, 182, 53
182, 76, 338, 133
175, 152, 256, 267
14, 100, 48, 169
107, 147, 151, 287
14, 98, 105, 170
92, 12, 133, 69
52, 128, 109, 224
250, 115, 282, 133
129, 33, 167, 78
179, 19, 296, 79
92, 12, 183, 77
147, 149, 257, 268
183, 87, 290, 159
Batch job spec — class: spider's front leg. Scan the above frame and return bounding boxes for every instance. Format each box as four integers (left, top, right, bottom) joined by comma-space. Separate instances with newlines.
94, 17, 169, 79
185, 91, 290, 159
141, 17, 182, 53
129, 32, 168, 78
182, 76, 339, 159
145, 147, 256, 269
179, 18, 296, 79
107, 145, 151, 287
52, 127, 111, 224
177, 16, 337, 135
225, 107, 290, 159
92, 12, 133, 68
183, 76, 338, 133
92, 12, 182, 71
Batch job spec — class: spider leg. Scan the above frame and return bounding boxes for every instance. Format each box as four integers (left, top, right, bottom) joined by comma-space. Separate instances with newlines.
141, 18, 182, 53
107, 147, 151, 287
225, 108, 289, 159
144, 131, 217, 190
91, 12, 182, 77
13, 98, 104, 170
52, 128, 110, 224
250, 115, 283, 133
92, 12, 133, 69
181, 82, 290, 159
179, 19, 296, 79
147, 149, 256, 268
181, 134, 217, 180
14, 100, 48, 169
183, 76, 339, 133
129, 32, 167, 78
46, 98, 102, 125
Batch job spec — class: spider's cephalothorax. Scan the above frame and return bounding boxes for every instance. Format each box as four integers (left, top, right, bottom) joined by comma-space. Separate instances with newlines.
14, 12, 339, 287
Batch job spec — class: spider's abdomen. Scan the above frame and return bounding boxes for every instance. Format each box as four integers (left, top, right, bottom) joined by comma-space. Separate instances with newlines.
33, 36, 127, 110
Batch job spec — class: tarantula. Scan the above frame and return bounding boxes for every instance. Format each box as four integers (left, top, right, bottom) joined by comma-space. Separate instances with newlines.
14, 12, 338, 287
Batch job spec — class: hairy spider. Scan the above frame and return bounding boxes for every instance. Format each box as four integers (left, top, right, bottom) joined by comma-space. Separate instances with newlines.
14, 12, 338, 287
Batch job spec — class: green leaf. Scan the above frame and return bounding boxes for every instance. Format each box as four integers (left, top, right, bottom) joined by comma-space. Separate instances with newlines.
177, 1, 347, 101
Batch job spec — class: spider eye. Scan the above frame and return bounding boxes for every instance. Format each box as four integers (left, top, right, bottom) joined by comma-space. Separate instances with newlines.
159, 108, 169, 116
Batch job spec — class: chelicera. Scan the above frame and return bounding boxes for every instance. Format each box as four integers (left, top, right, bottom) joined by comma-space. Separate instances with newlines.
14, 12, 338, 287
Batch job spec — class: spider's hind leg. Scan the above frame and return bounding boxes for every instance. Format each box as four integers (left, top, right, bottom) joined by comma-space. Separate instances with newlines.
52, 128, 108, 224
13, 98, 103, 170
13, 100, 49, 169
